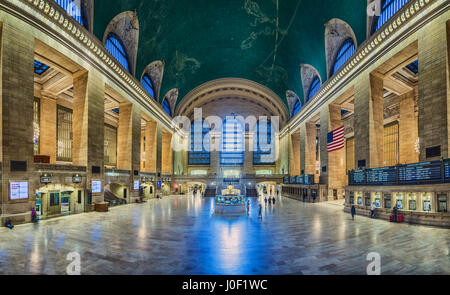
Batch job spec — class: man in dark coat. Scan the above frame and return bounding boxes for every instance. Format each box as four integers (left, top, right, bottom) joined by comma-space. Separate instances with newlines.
351, 205, 356, 221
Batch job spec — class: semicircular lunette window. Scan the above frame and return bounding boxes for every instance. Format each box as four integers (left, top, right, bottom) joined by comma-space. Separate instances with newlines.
105, 33, 130, 72
53, 0, 88, 29
374, 0, 410, 33
308, 77, 321, 101
162, 99, 172, 116
292, 99, 301, 117
142, 74, 156, 99
332, 39, 355, 76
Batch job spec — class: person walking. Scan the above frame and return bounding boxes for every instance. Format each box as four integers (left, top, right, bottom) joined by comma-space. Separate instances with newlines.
351, 205, 356, 221
31, 207, 38, 223
258, 204, 262, 219
264, 196, 268, 205
247, 200, 251, 215
272, 197, 276, 205
371, 203, 376, 218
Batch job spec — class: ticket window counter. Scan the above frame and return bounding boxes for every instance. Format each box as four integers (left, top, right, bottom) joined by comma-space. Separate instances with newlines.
407, 193, 417, 211
384, 194, 392, 209
355, 192, 363, 206
394, 194, 404, 210
364, 193, 371, 207
438, 194, 448, 213
422, 195, 432, 212
372, 192, 381, 208
349, 192, 355, 205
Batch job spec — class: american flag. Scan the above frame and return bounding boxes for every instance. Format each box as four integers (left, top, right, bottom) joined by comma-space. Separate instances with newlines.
327, 126, 345, 152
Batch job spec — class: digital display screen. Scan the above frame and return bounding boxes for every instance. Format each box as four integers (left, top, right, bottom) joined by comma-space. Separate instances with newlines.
444, 161, 450, 180
366, 167, 397, 184
92, 180, 102, 193
350, 170, 366, 185
398, 161, 441, 183
283, 177, 289, 184
133, 180, 140, 190
295, 176, 304, 184
10, 182, 29, 200
157, 181, 162, 189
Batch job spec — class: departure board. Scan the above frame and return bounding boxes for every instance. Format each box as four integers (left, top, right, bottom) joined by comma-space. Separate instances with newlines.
304, 175, 314, 185
350, 170, 366, 185
398, 161, 442, 183
444, 160, 450, 180
295, 176, 304, 184
366, 167, 397, 184
283, 177, 289, 184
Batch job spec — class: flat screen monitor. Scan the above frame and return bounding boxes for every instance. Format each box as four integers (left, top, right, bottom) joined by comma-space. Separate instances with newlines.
92, 180, 102, 193
157, 181, 162, 189
133, 180, 140, 190
10, 181, 29, 200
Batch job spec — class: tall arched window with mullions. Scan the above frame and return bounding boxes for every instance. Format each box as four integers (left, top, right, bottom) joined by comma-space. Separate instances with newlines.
189, 121, 211, 165
162, 99, 172, 116
221, 118, 244, 166
142, 74, 156, 100
292, 99, 301, 117
372, 0, 410, 34
253, 120, 275, 165
308, 77, 321, 101
332, 39, 355, 75
53, 0, 89, 30
105, 33, 130, 72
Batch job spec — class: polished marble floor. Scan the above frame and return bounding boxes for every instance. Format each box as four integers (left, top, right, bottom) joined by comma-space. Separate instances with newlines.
0, 194, 449, 275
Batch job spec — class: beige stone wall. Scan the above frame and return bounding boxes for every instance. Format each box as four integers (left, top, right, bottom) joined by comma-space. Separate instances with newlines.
0, 23, 35, 218
418, 16, 449, 161
289, 132, 300, 176
144, 121, 157, 173
161, 132, 173, 174
300, 122, 317, 176
354, 73, 384, 169
399, 90, 419, 164
39, 97, 57, 163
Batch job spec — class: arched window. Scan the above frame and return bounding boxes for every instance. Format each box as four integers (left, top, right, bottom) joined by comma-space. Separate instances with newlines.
253, 120, 275, 165
105, 33, 130, 72
221, 118, 244, 166
54, 0, 88, 29
292, 100, 301, 117
374, 0, 410, 33
308, 77, 321, 101
162, 99, 171, 116
332, 39, 355, 75
142, 74, 156, 99
189, 121, 211, 165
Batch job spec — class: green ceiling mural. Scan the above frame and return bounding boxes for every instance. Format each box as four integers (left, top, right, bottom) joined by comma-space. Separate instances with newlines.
94, 0, 367, 107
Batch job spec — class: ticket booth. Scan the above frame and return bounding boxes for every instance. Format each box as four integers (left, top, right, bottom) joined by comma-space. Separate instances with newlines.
355, 192, 363, 206
438, 194, 448, 213
394, 193, 404, 210
349, 192, 355, 205
364, 193, 371, 207
422, 194, 432, 212
372, 192, 381, 208
384, 194, 392, 209
407, 193, 417, 211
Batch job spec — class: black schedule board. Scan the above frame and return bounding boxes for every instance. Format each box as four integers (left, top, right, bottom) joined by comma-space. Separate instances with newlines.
366, 167, 397, 185
444, 160, 450, 181
304, 175, 314, 185
295, 176, 304, 184
398, 161, 442, 184
350, 170, 366, 185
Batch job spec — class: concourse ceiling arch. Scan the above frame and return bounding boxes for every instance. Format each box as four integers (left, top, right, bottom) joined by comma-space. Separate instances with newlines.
94, 0, 366, 107
176, 78, 289, 127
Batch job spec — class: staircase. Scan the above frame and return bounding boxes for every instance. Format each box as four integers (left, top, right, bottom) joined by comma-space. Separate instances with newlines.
104, 189, 127, 207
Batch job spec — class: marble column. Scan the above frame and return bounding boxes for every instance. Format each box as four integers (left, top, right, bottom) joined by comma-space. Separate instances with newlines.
417, 18, 449, 161
0, 23, 35, 222
354, 73, 384, 169
300, 122, 317, 176
144, 121, 157, 173
320, 104, 346, 198
399, 90, 419, 164
39, 96, 57, 164
72, 70, 105, 205
289, 131, 301, 176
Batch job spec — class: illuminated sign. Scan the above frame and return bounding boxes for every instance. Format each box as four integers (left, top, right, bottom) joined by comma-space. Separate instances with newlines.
10, 181, 29, 200
133, 180, 140, 190
92, 180, 102, 193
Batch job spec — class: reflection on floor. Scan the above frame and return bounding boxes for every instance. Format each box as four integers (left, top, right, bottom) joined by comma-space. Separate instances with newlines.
0, 194, 449, 275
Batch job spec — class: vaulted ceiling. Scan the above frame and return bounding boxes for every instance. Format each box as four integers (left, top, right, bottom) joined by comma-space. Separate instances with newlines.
93, 0, 367, 107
